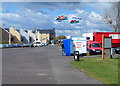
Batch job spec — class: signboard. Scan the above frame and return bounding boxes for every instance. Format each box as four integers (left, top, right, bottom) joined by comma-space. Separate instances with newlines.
71, 37, 87, 54
104, 37, 112, 48
102, 35, 112, 60
109, 34, 120, 39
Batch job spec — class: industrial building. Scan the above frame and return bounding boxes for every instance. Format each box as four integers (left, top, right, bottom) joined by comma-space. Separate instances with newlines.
36, 28, 56, 44
0, 27, 9, 44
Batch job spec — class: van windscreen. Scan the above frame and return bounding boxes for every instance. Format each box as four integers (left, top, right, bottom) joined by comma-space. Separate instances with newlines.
91, 44, 101, 47
36, 42, 41, 44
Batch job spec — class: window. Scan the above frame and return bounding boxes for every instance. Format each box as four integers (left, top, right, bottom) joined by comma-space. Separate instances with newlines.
91, 44, 101, 47
86, 37, 90, 40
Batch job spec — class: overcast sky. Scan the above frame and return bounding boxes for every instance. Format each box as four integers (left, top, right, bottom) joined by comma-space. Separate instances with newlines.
0, 1, 117, 36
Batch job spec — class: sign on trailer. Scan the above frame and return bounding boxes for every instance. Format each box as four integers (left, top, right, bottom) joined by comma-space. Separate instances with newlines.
71, 37, 87, 54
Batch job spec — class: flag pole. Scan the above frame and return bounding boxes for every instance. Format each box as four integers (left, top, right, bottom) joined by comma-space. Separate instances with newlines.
81, 18, 82, 37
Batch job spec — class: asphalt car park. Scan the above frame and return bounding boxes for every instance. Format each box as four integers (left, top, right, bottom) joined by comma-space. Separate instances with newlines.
2, 45, 102, 84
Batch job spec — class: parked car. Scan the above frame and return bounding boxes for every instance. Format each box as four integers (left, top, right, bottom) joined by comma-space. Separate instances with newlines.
87, 41, 102, 55
44, 43, 48, 46
114, 47, 120, 54
41, 43, 45, 46
33, 41, 42, 47
22, 44, 33, 47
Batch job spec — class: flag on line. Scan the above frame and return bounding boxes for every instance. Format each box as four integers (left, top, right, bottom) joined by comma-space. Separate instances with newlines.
70, 20, 80, 24
56, 20, 62, 22
56, 15, 68, 20
72, 17, 82, 20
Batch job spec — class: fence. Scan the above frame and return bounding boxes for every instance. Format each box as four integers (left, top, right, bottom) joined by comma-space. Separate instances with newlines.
0, 44, 22, 48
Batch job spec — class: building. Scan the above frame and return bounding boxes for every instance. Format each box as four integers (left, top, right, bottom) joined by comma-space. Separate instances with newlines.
1, 27, 56, 44
27, 30, 37, 43
19, 29, 30, 44
9, 27, 22, 44
36, 28, 56, 44
82, 33, 93, 40
0, 27, 9, 44
37, 31, 49, 44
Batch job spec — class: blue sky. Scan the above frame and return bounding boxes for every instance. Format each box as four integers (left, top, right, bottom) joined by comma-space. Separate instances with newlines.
0, 2, 115, 36
1, 3, 18, 13
1, 2, 102, 15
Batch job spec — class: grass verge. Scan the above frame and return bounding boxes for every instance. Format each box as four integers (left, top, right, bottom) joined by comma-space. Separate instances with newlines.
70, 57, 119, 84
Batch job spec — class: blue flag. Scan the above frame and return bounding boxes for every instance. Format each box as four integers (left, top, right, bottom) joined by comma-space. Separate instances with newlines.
72, 17, 82, 20
56, 20, 62, 22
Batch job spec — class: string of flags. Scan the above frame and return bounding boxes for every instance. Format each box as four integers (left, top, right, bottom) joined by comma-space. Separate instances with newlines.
72, 17, 82, 20
56, 15, 68, 23
70, 20, 80, 24
55, 15, 82, 24
56, 15, 68, 20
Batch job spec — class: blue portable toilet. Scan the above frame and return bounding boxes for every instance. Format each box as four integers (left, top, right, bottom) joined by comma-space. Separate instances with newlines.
63, 39, 72, 56
63, 36, 87, 56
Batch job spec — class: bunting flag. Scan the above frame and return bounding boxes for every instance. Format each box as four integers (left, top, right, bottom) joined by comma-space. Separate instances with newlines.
70, 20, 80, 24
56, 20, 62, 22
72, 17, 82, 20
56, 15, 68, 20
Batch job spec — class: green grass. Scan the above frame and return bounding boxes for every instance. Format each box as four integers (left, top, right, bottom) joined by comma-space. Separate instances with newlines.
70, 57, 119, 84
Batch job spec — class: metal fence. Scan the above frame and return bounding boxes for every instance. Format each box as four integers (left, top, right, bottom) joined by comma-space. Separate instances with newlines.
0, 44, 22, 48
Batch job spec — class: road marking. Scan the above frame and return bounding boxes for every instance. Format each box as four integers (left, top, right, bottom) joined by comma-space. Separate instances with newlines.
36, 73, 48, 76
49, 77, 53, 79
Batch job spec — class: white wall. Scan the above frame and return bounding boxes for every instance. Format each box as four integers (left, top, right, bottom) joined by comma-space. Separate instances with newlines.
82, 33, 93, 40
19, 29, 30, 44
28, 30, 37, 43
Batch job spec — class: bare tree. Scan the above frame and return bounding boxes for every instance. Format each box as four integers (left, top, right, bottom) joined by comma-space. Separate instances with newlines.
103, 2, 120, 32
117, 1, 120, 32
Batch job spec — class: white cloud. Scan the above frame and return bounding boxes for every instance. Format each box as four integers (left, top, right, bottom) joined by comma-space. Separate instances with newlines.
1, 8, 55, 29
1, 2, 115, 36
1, 8, 113, 36
1, 0, 119, 2
0, 13, 20, 18
89, 12, 102, 19
0, 7, 3, 12
56, 30, 82, 36
75, 9, 85, 14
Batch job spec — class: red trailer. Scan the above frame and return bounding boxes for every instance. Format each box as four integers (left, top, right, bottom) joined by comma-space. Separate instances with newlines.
93, 32, 120, 48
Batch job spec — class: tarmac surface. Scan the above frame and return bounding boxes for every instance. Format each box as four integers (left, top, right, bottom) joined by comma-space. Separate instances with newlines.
2, 45, 103, 84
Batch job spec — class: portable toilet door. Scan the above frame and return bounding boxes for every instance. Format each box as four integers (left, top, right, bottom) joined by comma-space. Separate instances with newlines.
63, 39, 72, 56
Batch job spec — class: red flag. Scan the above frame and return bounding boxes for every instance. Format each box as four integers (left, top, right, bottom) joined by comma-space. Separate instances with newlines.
70, 20, 80, 24
56, 15, 68, 20
58, 16, 65, 20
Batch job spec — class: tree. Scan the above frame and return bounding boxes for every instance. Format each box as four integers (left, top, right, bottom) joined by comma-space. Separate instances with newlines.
103, 2, 120, 32
118, 1, 120, 32
56, 35, 67, 40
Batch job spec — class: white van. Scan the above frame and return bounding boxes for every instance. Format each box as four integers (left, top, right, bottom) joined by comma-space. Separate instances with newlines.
33, 41, 42, 47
